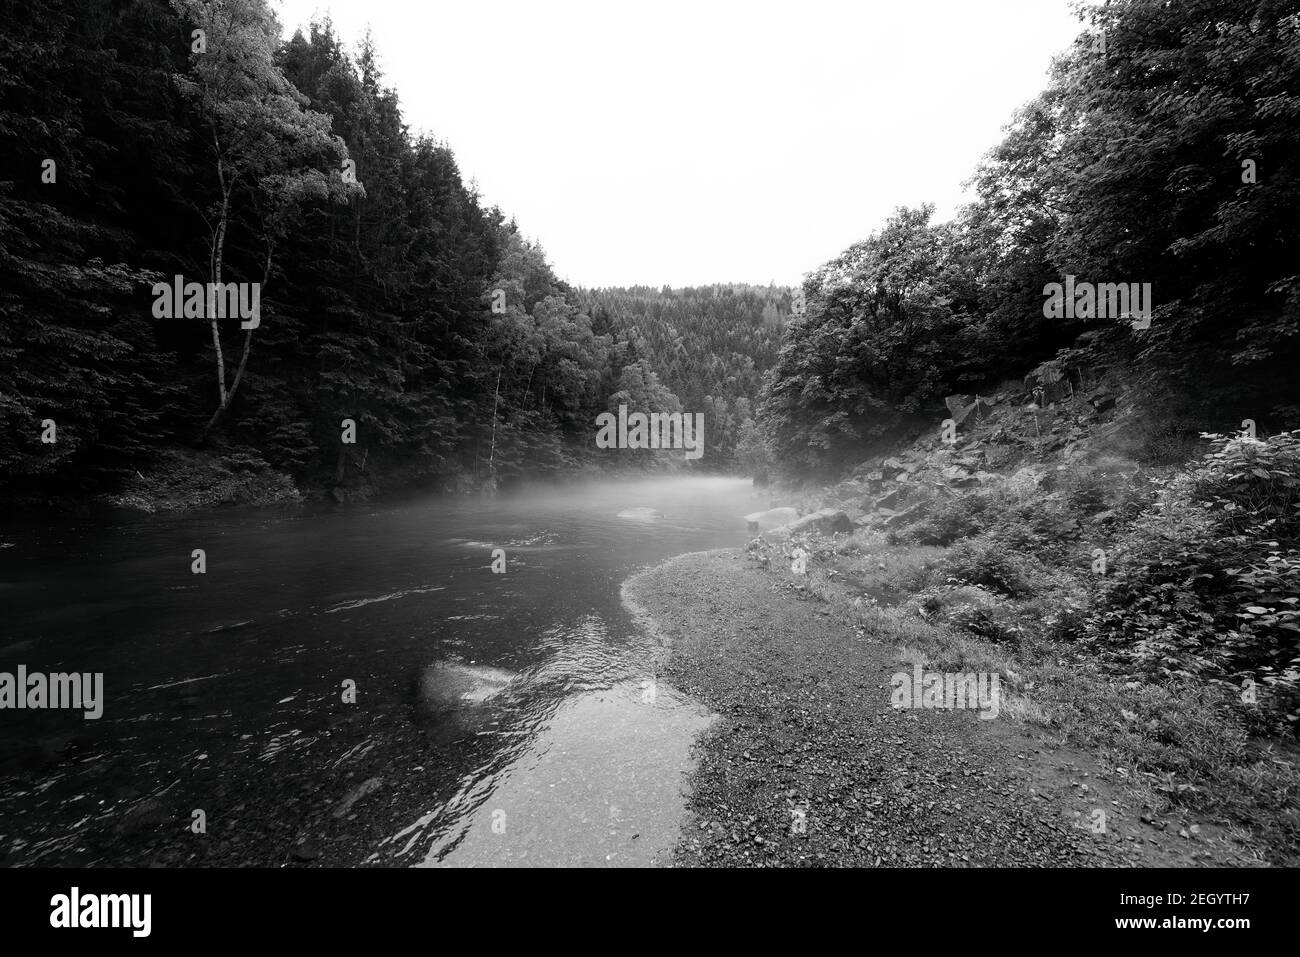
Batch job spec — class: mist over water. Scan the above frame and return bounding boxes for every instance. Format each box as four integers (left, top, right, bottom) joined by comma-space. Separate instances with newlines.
0, 475, 760, 866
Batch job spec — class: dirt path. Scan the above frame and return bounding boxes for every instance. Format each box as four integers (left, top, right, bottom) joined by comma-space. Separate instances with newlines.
624, 549, 1262, 867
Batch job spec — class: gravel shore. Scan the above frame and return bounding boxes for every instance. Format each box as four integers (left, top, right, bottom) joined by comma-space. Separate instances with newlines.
624, 548, 1260, 867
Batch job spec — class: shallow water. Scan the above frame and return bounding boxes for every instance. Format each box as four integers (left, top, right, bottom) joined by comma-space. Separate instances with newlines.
0, 475, 760, 866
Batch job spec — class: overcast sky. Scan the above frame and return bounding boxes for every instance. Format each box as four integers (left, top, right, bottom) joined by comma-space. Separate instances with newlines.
275, 0, 1085, 288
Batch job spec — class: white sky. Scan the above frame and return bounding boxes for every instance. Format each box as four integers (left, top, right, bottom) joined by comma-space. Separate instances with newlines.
275, 0, 1085, 288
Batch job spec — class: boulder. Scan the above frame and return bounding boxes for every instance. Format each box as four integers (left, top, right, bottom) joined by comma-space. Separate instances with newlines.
1025, 373, 1072, 405
332, 777, 385, 819
881, 500, 932, 529
780, 508, 853, 537
1007, 465, 1050, 496
951, 396, 995, 427
940, 465, 981, 488
418, 661, 515, 713
945, 394, 976, 417
1062, 439, 1092, 462
875, 486, 911, 510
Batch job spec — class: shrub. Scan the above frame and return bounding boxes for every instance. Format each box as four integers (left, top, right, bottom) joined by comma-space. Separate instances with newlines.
1086, 432, 1300, 731
1192, 430, 1300, 543
938, 538, 1045, 598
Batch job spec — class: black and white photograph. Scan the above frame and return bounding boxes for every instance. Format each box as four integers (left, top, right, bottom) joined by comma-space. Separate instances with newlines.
0, 0, 1295, 939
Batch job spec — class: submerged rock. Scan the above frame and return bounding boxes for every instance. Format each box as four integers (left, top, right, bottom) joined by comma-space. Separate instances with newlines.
332, 776, 384, 819
617, 506, 666, 521
417, 661, 515, 713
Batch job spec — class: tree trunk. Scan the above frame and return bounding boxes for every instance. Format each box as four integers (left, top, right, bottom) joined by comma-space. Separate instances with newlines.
487, 365, 503, 481
334, 441, 348, 485
208, 183, 231, 410
200, 238, 270, 441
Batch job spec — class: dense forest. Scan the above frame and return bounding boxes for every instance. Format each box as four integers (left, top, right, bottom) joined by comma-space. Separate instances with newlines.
0, 0, 784, 506
4, 0, 1296, 502
758, 0, 1299, 477
578, 285, 787, 468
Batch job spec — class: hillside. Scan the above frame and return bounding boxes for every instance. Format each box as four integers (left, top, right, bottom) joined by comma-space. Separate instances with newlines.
724, 364, 1300, 862
578, 285, 790, 468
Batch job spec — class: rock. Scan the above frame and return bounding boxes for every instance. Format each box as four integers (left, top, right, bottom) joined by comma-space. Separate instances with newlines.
744, 506, 799, 531
881, 500, 932, 529
1090, 394, 1117, 414
945, 394, 976, 417
417, 661, 515, 713
875, 487, 911, 510
780, 508, 853, 537
828, 479, 869, 502
617, 507, 666, 521
949, 396, 995, 427
1062, 439, 1092, 462
1025, 368, 1073, 404
290, 841, 321, 862
332, 776, 384, 819
115, 796, 171, 836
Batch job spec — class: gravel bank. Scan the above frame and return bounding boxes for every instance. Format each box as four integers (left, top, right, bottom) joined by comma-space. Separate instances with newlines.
624, 548, 1260, 867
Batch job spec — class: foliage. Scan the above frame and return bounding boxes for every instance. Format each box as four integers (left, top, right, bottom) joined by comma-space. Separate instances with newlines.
0, 1, 711, 497
758, 0, 1300, 479
1087, 432, 1300, 731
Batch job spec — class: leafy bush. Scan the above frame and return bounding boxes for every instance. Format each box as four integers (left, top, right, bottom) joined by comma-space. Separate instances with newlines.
1192, 430, 1300, 542
938, 538, 1047, 598
897, 484, 1082, 562
1087, 432, 1300, 731
895, 493, 988, 545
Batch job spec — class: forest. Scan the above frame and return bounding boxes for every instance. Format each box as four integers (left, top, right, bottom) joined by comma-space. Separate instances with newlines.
0, 0, 787, 506
757, 0, 1298, 477
3, 0, 1297, 500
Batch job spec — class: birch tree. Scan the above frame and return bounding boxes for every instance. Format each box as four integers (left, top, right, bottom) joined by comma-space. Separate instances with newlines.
172, 0, 363, 436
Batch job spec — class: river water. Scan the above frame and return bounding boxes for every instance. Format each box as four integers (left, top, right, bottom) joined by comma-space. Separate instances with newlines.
0, 475, 761, 867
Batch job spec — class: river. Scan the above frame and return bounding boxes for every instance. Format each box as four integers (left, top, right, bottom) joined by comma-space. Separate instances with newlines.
0, 475, 761, 867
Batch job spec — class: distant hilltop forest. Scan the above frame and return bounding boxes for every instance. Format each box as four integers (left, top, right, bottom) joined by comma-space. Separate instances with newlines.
0, 0, 788, 507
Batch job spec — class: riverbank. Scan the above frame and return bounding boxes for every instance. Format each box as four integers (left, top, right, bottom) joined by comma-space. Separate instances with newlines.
3, 445, 736, 518
625, 548, 1279, 866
